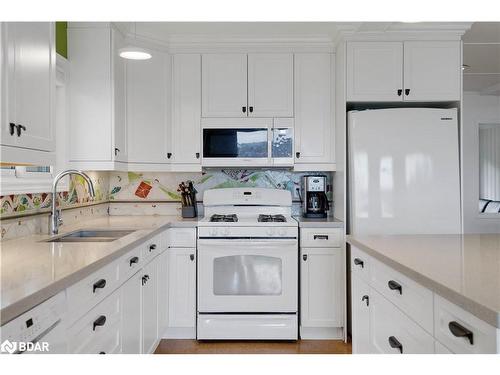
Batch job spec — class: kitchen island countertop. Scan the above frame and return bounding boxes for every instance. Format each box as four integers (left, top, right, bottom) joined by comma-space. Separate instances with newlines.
347, 234, 500, 328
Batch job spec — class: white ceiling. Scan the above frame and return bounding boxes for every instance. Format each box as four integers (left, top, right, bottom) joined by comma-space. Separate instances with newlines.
462, 22, 500, 95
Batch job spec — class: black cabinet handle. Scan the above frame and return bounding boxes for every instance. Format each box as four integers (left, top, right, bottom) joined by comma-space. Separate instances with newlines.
149, 244, 157, 252
296, 152, 300, 158
353, 258, 364, 268
388, 280, 402, 294
129, 256, 139, 267
397, 89, 402, 96
362, 295, 369, 306
242, 106, 246, 113
99, 351, 106, 354
93, 279, 106, 293
167, 153, 172, 159
388, 336, 403, 353
302, 254, 308, 261
16, 124, 26, 137
190, 254, 195, 261
313, 235, 329, 240
114, 147, 120, 156
196, 152, 200, 159
449, 321, 474, 345
9, 123, 16, 136
405, 88, 410, 96
249, 106, 253, 113
93, 315, 106, 331
142, 275, 147, 286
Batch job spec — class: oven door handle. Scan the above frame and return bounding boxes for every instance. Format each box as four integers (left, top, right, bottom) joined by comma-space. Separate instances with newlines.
198, 240, 298, 247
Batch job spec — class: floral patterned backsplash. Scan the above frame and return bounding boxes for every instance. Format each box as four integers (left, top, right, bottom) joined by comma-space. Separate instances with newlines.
109, 170, 333, 202
0, 169, 333, 218
0, 172, 109, 218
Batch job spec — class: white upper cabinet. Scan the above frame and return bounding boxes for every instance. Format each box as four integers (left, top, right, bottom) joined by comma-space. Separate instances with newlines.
202, 54, 247, 117
247, 53, 293, 117
347, 41, 461, 102
294, 53, 335, 167
126, 50, 170, 164
68, 24, 127, 167
1, 22, 55, 153
347, 42, 403, 101
403, 41, 461, 101
171, 54, 202, 166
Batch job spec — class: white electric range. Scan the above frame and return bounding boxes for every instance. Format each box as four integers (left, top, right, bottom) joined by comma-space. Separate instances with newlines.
196, 188, 299, 340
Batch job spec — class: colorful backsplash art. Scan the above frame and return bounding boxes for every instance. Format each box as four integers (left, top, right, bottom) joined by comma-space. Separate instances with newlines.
109, 170, 333, 202
0, 172, 109, 218
0, 170, 332, 218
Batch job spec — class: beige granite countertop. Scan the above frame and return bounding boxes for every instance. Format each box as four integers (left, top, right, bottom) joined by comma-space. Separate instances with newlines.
293, 216, 344, 228
0, 215, 199, 326
347, 234, 500, 328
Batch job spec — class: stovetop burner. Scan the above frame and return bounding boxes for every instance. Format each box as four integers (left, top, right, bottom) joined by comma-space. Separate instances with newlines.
258, 214, 287, 223
210, 214, 238, 222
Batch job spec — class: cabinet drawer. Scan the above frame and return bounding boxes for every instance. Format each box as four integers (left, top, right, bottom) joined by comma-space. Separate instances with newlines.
370, 259, 433, 333
168, 228, 196, 248
66, 260, 120, 323
434, 295, 497, 354
370, 289, 434, 354
300, 228, 341, 248
119, 246, 144, 281
350, 246, 370, 283
68, 288, 121, 354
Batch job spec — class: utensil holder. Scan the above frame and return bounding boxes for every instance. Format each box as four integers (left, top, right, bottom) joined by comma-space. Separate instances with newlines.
182, 206, 197, 218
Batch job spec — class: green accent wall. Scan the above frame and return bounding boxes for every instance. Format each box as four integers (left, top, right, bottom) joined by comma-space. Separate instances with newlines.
55, 22, 68, 58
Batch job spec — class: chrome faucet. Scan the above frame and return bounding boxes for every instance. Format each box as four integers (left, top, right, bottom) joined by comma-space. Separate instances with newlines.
50, 170, 96, 235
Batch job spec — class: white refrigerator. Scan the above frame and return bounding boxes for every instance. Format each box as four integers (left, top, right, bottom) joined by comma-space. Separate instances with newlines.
348, 108, 461, 235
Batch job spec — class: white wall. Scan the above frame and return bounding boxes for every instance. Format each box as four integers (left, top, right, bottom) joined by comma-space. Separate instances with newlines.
462, 91, 500, 233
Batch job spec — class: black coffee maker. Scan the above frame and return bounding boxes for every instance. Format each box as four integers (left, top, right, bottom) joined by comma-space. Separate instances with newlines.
301, 175, 329, 218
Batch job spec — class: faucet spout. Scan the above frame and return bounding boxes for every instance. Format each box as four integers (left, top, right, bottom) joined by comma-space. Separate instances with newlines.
50, 170, 96, 235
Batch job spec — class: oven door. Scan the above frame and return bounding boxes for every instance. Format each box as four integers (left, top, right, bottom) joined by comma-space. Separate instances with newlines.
198, 238, 298, 313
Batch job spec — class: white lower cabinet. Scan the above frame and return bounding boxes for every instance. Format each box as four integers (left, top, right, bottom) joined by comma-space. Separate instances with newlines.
157, 250, 169, 338
141, 259, 159, 354
121, 271, 142, 354
166, 247, 197, 338
299, 228, 344, 339
350, 245, 500, 354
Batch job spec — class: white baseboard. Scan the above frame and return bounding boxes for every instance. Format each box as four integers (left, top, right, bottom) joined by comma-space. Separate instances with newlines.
163, 327, 197, 339
300, 327, 344, 340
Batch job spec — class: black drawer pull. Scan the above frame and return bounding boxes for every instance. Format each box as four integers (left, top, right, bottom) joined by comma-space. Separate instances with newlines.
313, 235, 329, 240
129, 256, 139, 267
295, 152, 300, 158
9, 123, 16, 135
149, 244, 157, 252
249, 106, 254, 113
167, 153, 172, 159
449, 321, 474, 345
99, 351, 106, 354
388, 336, 403, 353
302, 254, 308, 261
397, 89, 402, 96
196, 152, 200, 159
93, 279, 106, 293
16, 124, 26, 137
405, 88, 410, 96
388, 280, 402, 294
93, 315, 106, 331
353, 258, 364, 268
190, 254, 195, 261
242, 106, 246, 113
362, 295, 369, 306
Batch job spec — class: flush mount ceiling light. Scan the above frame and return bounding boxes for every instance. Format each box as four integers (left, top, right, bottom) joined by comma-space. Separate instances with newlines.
119, 23, 152, 60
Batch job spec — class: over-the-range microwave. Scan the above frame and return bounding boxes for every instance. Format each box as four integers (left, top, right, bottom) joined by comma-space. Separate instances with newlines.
201, 118, 294, 167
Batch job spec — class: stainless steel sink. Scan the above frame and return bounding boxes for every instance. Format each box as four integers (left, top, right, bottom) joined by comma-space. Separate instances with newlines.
46, 229, 136, 243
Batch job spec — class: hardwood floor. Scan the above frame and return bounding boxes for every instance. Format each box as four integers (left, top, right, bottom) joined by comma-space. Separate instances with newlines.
154, 339, 352, 354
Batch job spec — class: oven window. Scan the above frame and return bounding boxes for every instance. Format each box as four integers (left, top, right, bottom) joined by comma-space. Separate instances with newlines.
213, 255, 282, 295
203, 128, 268, 158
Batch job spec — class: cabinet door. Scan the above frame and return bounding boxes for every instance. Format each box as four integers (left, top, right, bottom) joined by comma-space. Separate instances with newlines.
126, 51, 170, 164
351, 275, 372, 353
202, 54, 247, 117
403, 41, 461, 101
172, 54, 202, 164
157, 251, 169, 338
300, 247, 343, 327
347, 42, 403, 101
121, 272, 142, 354
247, 53, 293, 117
142, 259, 158, 354
167, 248, 196, 328
294, 53, 334, 164
112, 28, 127, 162
2, 22, 54, 151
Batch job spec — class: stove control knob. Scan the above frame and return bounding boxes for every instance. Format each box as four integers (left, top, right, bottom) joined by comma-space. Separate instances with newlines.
278, 228, 287, 237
